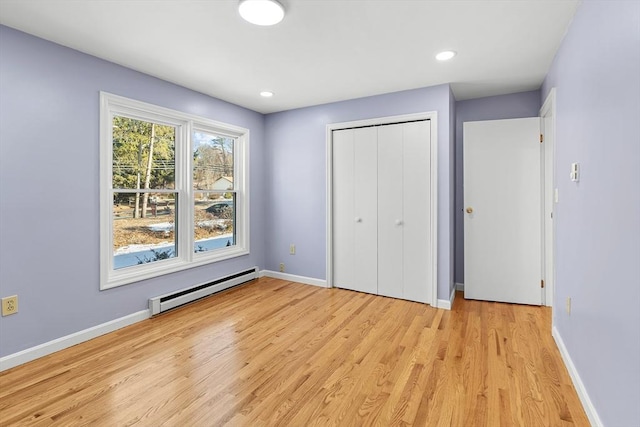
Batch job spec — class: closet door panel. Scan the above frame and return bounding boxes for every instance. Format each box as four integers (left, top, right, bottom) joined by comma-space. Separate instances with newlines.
402, 121, 431, 303
332, 129, 356, 290
377, 124, 404, 299
353, 127, 378, 295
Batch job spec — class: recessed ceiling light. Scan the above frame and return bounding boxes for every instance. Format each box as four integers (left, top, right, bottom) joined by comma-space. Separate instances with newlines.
436, 50, 457, 61
260, 91, 274, 97
239, 0, 285, 26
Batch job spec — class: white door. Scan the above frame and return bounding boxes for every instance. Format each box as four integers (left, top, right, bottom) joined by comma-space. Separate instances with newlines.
333, 120, 431, 303
402, 121, 432, 303
464, 118, 542, 305
333, 127, 377, 294
377, 121, 431, 303
377, 123, 404, 299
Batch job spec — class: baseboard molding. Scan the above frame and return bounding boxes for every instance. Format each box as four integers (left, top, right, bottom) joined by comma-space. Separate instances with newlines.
260, 270, 327, 288
0, 309, 150, 372
437, 286, 456, 310
552, 326, 603, 427
455, 282, 464, 291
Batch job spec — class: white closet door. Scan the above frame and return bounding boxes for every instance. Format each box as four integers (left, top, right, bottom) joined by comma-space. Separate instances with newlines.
333, 120, 431, 304
332, 129, 355, 291
353, 127, 378, 295
333, 127, 377, 294
402, 121, 431, 303
377, 123, 404, 299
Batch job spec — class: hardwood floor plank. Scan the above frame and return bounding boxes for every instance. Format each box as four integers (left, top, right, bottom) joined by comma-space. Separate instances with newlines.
0, 281, 589, 426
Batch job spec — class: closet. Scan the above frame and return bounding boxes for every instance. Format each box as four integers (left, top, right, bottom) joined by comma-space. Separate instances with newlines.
332, 120, 432, 304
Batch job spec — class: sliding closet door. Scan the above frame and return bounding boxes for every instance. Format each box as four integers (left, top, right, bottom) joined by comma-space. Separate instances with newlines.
333, 127, 377, 294
402, 121, 431, 303
377, 123, 404, 299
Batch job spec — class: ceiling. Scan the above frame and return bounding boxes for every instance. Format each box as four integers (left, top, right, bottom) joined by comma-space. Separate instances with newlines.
0, 0, 579, 114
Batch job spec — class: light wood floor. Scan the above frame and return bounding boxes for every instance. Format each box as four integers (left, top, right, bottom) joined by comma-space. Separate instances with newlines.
0, 278, 588, 426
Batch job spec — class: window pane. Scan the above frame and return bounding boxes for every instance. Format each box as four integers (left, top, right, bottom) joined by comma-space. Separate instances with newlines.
112, 116, 175, 190
194, 193, 236, 253
193, 132, 234, 191
113, 192, 177, 269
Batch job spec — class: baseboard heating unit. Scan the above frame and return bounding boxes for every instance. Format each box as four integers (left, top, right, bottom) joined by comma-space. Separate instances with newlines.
149, 266, 259, 315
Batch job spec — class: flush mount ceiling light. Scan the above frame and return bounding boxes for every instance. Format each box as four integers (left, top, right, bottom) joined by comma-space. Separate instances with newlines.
239, 0, 285, 26
436, 50, 457, 61
260, 91, 274, 97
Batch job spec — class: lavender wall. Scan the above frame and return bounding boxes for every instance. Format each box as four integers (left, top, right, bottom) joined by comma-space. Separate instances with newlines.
0, 26, 266, 357
454, 91, 541, 284
542, 1, 640, 425
264, 85, 454, 301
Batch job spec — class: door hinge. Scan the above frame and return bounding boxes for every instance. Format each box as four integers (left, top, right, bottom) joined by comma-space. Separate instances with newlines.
541, 279, 545, 288
540, 134, 544, 143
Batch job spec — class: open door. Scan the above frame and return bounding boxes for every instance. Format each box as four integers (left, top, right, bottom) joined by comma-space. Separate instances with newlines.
463, 118, 542, 305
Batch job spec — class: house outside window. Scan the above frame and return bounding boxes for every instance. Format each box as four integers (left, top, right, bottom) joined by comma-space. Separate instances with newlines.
100, 92, 249, 289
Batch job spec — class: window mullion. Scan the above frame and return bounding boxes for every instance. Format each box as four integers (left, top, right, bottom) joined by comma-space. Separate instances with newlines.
178, 121, 193, 262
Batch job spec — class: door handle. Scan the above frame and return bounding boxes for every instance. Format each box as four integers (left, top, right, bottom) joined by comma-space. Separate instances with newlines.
355, 217, 362, 223
395, 220, 404, 226
466, 207, 473, 214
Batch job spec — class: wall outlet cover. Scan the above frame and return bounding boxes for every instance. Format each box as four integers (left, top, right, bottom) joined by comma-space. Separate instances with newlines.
1, 295, 18, 316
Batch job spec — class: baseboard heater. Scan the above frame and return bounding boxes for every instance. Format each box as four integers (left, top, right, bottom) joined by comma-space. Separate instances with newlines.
149, 266, 259, 315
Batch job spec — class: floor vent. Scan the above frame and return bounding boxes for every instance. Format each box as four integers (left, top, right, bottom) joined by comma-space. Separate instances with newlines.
149, 266, 259, 315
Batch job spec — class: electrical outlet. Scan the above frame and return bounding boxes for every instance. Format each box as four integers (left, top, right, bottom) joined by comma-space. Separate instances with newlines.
1, 295, 18, 316
279, 263, 285, 273
566, 297, 571, 315
290, 244, 295, 255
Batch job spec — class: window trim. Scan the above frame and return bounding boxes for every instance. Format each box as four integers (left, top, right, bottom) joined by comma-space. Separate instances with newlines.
100, 92, 250, 290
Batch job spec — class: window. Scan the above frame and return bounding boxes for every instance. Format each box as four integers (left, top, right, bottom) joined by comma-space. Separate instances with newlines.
100, 93, 249, 289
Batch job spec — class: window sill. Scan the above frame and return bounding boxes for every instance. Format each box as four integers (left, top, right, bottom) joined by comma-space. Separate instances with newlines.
101, 246, 249, 290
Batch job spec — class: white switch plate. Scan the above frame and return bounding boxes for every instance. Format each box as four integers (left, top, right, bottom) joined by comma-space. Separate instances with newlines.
289, 244, 295, 255
570, 162, 580, 182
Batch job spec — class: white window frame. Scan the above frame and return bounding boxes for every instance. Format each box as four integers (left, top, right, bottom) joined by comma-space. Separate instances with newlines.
100, 92, 250, 290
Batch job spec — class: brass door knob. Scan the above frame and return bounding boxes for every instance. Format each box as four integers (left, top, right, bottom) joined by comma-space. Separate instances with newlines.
466, 207, 473, 214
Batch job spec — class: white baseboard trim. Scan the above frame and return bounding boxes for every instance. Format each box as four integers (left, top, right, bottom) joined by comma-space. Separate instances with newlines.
0, 309, 150, 372
552, 326, 602, 427
260, 270, 327, 288
455, 282, 464, 291
437, 286, 456, 310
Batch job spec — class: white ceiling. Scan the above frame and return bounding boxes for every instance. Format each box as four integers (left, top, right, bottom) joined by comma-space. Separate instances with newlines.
0, 0, 579, 114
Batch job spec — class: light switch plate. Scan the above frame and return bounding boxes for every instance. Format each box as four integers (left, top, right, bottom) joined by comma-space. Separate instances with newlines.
570, 162, 580, 182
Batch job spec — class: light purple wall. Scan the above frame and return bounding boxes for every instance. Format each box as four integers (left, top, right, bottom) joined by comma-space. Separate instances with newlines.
542, 1, 640, 425
264, 85, 454, 301
0, 26, 266, 357
454, 90, 541, 284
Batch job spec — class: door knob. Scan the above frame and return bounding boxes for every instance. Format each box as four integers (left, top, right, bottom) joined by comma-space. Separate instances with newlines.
395, 220, 404, 226
355, 217, 362, 223
466, 207, 473, 214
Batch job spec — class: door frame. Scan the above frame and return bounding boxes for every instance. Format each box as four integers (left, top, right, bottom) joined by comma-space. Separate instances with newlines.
325, 111, 438, 306
540, 88, 557, 308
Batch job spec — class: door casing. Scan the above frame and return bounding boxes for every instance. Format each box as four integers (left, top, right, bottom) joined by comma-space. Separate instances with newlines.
540, 88, 557, 308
